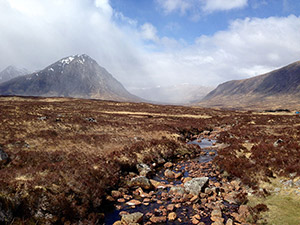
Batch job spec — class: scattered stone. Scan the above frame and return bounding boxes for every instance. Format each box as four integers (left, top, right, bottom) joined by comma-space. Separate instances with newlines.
149, 179, 164, 189
166, 204, 175, 211
168, 212, 177, 221
174, 172, 183, 179
111, 190, 122, 199
157, 158, 166, 165
38, 116, 47, 121
164, 169, 175, 179
224, 192, 237, 204
117, 198, 125, 203
137, 163, 152, 177
126, 200, 142, 206
150, 216, 167, 223
184, 177, 209, 195
106, 195, 114, 202
128, 176, 153, 190
225, 218, 233, 225
169, 186, 185, 196
121, 212, 143, 224
164, 162, 173, 168
190, 195, 199, 202
183, 177, 193, 183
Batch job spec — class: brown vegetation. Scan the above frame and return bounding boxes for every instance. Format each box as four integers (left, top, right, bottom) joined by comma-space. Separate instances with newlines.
0, 96, 299, 224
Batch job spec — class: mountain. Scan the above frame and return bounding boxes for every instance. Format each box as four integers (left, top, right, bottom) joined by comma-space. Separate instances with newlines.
0, 66, 29, 83
129, 84, 214, 105
0, 54, 141, 102
199, 61, 300, 110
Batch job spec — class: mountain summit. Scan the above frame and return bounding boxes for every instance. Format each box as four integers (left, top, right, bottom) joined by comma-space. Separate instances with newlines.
199, 60, 300, 110
0, 54, 140, 102
0, 66, 29, 83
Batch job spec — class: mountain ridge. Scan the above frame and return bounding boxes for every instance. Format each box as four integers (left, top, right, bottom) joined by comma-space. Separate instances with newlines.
199, 60, 300, 110
0, 54, 141, 102
0, 66, 29, 83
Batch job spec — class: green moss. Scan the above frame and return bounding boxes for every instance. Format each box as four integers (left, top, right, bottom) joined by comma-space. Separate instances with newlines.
249, 193, 300, 225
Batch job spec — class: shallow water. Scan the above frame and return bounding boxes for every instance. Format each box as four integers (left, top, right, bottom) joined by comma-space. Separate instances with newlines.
103, 139, 218, 225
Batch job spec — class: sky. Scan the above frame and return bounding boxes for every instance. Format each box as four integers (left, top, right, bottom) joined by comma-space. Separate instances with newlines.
1, 0, 300, 89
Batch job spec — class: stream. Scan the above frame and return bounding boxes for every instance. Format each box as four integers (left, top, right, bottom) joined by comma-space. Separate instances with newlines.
103, 139, 239, 225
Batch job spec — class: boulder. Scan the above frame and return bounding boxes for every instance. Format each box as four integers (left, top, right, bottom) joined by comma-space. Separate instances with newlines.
121, 212, 143, 224
128, 176, 152, 190
184, 177, 209, 195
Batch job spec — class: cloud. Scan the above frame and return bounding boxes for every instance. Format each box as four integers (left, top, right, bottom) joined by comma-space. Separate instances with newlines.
1, 0, 300, 91
156, 0, 248, 18
203, 0, 248, 12
156, 0, 191, 15
140, 23, 159, 42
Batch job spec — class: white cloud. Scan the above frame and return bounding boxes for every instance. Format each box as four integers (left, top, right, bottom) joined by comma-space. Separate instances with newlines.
140, 23, 159, 42
156, 0, 248, 18
94, 0, 113, 18
202, 0, 248, 13
1, 0, 300, 91
156, 0, 191, 15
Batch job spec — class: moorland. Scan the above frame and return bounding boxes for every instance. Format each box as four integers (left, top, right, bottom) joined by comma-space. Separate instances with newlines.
0, 96, 300, 224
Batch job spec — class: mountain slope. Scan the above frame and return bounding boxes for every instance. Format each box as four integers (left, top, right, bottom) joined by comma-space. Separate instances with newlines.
0, 54, 141, 102
0, 66, 29, 83
199, 61, 300, 109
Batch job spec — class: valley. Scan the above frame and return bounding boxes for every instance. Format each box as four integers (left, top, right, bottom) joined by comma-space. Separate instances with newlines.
1, 96, 299, 224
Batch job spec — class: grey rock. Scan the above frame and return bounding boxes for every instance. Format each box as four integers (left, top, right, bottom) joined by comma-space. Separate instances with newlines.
121, 212, 143, 224
169, 186, 185, 196
184, 177, 209, 195
137, 163, 152, 177
128, 176, 152, 190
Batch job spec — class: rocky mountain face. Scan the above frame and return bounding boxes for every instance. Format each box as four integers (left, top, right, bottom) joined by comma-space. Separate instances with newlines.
199, 61, 300, 110
0, 66, 29, 83
130, 84, 214, 105
0, 54, 141, 102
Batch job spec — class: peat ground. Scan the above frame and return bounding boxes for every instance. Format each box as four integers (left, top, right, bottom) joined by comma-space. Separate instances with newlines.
0, 96, 300, 224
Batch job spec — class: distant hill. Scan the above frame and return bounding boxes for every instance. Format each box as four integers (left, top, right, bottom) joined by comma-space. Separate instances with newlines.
199, 61, 300, 110
0, 54, 141, 102
0, 66, 29, 83
130, 84, 214, 105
